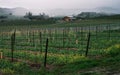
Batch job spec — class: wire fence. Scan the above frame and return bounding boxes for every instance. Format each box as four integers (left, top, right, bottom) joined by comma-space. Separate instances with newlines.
0, 24, 120, 66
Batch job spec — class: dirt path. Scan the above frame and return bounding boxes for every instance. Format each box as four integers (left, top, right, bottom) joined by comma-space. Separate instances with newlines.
78, 67, 120, 75
0, 71, 2, 75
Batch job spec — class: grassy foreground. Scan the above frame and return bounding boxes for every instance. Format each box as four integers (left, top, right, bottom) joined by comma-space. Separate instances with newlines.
0, 44, 120, 75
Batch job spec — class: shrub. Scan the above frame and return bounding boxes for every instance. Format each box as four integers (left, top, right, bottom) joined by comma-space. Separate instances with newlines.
1, 68, 14, 75
106, 44, 120, 56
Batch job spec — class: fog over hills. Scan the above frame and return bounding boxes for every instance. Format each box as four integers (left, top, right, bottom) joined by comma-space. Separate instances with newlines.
0, 7, 120, 17
0, 0, 120, 16
11, 7, 29, 16
0, 7, 29, 16
30, 7, 120, 16
95, 7, 120, 14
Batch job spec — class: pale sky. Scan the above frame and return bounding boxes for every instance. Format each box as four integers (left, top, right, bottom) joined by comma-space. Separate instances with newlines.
0, 0, 120, 9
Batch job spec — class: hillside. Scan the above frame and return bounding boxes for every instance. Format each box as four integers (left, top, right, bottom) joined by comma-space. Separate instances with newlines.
0, 7, 29, 16
93, 14, 120, 19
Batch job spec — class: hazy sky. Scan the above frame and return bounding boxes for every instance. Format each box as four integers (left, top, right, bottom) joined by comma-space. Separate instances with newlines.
0, 0, 120, 9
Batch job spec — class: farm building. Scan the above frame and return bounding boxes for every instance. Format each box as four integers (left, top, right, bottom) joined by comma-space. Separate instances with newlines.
63, 16, 76, 22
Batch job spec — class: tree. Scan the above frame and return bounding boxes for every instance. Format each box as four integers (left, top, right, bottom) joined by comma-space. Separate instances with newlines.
24, 12, 32, 17
24, 12, 33, 20
9, 13, 12, 15
0, 16, 7, 19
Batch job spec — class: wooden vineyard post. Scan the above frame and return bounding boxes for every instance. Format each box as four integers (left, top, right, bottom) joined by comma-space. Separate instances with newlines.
39, 32, 42, 53
108, 25, 110, 40
85, 32, 91, 57
11, 30, 16, 62
106, 25, 110, 40
32, 31, 35, 47
0, 52, 3, 59
55, 28, 57, 41
63, 29, 65, 48
89, 25, 90, 32
49, 29, 52, 41
1, 33, 3, 40
96, 26, 98, 39
81, 27, 83, 50
44, 38, 49, 67
29, 31, 32, 43
76, 40, 78, 45
27, 31, 30, 43
75, 27, 78, 45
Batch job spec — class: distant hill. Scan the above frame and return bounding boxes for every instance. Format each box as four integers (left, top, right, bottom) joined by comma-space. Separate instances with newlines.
0, 7, 29, 16
0, 8, 12, 15
93, 14, 120, 19
75, 12, 113, 19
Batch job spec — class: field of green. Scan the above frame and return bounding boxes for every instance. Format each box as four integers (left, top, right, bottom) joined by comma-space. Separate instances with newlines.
0, 19, 120, 75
